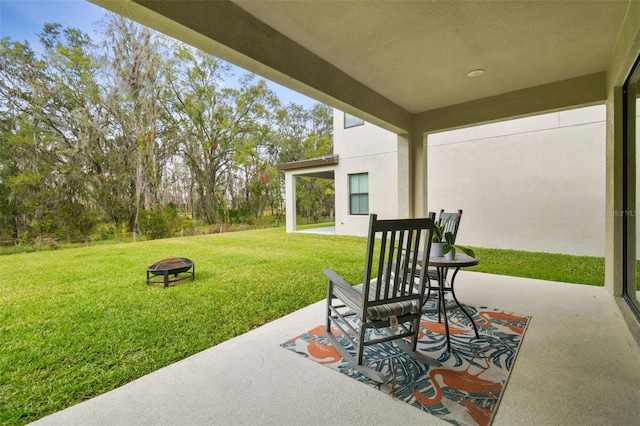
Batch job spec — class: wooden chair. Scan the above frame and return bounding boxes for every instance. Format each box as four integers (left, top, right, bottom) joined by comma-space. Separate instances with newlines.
323, 213, 440, 383
425, 209, 463, 313
437, 209, 463, 244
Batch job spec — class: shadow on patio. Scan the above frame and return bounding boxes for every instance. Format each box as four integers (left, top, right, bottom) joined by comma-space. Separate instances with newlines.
32, 272, 639, 425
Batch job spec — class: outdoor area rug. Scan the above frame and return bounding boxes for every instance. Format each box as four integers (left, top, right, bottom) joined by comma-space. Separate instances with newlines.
281, 305, 530, 426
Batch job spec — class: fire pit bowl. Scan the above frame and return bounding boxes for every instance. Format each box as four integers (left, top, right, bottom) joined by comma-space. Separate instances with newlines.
146, 257, 195, 288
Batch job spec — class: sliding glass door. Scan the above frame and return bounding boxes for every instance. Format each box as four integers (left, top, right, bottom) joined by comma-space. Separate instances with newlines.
623, 56, 640, 320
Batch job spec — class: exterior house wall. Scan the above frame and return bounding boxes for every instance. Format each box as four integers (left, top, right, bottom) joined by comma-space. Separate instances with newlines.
333, 110, 398, 236
428, 105, 606, 256
332, 105, 607, 257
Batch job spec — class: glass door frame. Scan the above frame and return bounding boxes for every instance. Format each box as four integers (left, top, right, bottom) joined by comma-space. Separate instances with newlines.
622, 54, 640, 322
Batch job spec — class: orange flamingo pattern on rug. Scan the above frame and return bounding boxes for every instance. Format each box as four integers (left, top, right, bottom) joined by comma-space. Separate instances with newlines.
475, 310, 528, 335
281, 305, 530, 426
412, 363, 501, 426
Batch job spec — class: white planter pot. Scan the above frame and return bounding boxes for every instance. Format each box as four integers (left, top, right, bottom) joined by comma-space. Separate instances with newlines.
445, 247, 456, 261
431, 242, 443, 257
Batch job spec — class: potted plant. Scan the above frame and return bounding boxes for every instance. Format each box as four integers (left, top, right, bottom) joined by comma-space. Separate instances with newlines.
442, 231, 476, 261
430, 221, 446, 257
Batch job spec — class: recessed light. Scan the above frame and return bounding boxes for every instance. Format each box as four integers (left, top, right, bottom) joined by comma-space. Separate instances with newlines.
467, 69, 485, 77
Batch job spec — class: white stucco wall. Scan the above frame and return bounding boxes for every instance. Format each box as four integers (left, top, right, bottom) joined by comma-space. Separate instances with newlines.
329, 105, 607, 255
333, 110, 398, 236
428, 105, 606, 256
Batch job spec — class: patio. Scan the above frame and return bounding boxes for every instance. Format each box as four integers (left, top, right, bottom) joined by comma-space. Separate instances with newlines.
296, 226, 336, 235
78, 7, 640, 422
32, 272, 640, 425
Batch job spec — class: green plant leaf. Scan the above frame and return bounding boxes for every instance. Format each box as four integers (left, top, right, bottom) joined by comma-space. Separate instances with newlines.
457, 245, 476, 257
442, 231, 475, 257
432, 223, 443, 242
444, 231, 455, 245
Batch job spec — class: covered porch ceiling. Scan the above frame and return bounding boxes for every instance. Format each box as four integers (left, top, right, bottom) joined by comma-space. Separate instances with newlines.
90, 0, 631, 134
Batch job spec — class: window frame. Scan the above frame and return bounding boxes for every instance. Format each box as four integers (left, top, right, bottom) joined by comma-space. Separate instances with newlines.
622, 53, 640, 322
344, 112, 364, 129
349, 172, 369, 215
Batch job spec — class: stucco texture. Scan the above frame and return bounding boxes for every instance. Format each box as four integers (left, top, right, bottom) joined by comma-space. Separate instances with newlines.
428, 105, 606, 256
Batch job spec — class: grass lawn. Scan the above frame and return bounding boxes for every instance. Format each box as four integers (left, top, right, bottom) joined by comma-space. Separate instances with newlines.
1, 228, 604, 424
471, 247, 604, 286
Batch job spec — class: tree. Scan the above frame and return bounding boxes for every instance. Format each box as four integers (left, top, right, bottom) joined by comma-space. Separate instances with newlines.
274, 103, 334, 223
0, 38, 46, 243
99, 14, 171, 239
35, 24, 106, 242
164, 45, 279, 224
0, 26, 104, 244
0, 16, 334, 246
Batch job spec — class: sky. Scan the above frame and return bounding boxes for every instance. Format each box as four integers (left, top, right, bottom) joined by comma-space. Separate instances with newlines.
0, 0, 320, 109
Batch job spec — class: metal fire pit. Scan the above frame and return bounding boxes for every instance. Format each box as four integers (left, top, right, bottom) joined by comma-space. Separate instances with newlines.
146, 257, 195, 288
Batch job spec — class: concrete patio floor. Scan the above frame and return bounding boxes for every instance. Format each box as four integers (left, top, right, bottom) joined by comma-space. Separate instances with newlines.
32, 272, 640, 426
295, 226, 336, 235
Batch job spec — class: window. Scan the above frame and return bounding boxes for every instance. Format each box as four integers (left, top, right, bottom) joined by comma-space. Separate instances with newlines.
344, 112, 364, 128
349, 173, 369, 215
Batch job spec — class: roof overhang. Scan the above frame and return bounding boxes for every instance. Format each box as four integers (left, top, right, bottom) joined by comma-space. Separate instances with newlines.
90, 0, 630, 133
277, 155, 338, 180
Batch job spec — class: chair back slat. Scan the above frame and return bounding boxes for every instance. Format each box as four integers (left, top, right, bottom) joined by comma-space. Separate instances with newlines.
439, 209, 463, 244
390, 230, 403, 296
385, 230, 397, 298
375, 231, 387, 300
362, 213, 435, 319
399, 229, 415, 297
407, 228, 422, 296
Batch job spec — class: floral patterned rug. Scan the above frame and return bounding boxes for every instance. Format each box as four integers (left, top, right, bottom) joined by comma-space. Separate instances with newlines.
281, 305, 530, 426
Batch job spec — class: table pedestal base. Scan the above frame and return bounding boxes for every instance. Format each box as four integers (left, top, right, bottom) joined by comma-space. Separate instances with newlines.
432, 266, 480, 351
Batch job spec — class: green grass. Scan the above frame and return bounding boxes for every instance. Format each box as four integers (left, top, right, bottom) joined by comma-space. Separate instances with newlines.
471, 247, 605, 286
0, 228, 605, 424
296, 221, 335, 230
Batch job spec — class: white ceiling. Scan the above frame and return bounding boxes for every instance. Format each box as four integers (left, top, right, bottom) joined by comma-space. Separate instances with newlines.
233, 1, 628, 114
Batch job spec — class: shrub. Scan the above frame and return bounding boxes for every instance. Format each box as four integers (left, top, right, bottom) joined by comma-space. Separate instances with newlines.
139, 206, 181, 240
